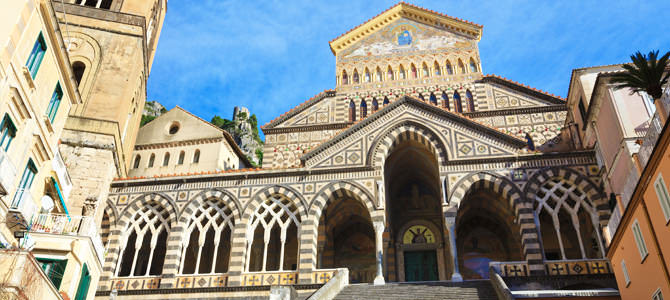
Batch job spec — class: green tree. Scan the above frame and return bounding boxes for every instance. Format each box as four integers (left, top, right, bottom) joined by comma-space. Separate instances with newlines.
611, 50, 670, 122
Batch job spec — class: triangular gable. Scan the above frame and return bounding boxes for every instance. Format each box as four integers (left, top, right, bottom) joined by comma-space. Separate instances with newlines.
329, 2, 482, 56
480, 75, 565, 108
261, 90, 336, 130
302, 96, 527, 169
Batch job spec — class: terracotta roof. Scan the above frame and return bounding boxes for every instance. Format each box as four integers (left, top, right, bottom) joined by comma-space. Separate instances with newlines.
261, 90, 336, 130
329, 2, 482, 45
481, 74, 566, 103
172, 106, 253, 167
301, 95, 527, 163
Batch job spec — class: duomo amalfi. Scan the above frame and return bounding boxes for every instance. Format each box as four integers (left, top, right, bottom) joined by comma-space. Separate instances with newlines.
1, 1, 669, 300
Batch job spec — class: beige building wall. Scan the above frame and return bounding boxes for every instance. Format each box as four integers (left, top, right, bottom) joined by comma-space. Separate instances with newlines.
128, 107, 250, 178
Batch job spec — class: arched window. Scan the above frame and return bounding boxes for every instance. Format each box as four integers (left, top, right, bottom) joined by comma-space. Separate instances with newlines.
148, 153, 155, 168
360, 100, 367, 119
383, 96, 390, 107
429, 92, 438, 105
445, 61, 454, 75
162, 152, 170, 166
178, 151, 185, 165
441, 92, 450, 110
422, 63, 429, 77
418, 94, 425, 101
458, 59, 466, 74
193, 150, 200, 163
353, 70, 360, 84
180, 198, 234, 274
399, 65, 406, 79
246, 195, 301, 272
364, 68, 371, 83
453, 91, 463, 113
341, 70, 348, 85
375, 68, 382, 82
434, 61, 441, 76
411, 64, 417, 78
133, 154, 141, 169
348, 100, 356, 122
372, 98, 379, 113
117, 202, 170, 277
469, 58, 478, 73
466, 89, 475, 112
534, 178, 603, 260
387, 66, 394, 80
72, 61, 85, 87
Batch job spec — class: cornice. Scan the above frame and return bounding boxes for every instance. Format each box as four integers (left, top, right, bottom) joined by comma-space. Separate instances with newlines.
329, 2, 483, 56
134, 137, 223, 150
263, 123, 351, 135
464, 105, 567, 118
480, 75, 565, 104
261, 90, 337, 131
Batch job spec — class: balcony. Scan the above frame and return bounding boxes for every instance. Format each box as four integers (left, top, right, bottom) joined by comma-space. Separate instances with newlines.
8, 188, 38, 230
0, 250, 63, 300
30, 213, 105, 264
0, 148, 17, 196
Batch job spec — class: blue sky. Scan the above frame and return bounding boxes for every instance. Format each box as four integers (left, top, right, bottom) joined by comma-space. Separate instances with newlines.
147, 0, 669, 137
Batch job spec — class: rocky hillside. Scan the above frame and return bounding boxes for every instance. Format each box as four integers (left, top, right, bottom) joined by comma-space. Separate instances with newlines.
211, 107, 264, 167
141, 100, 166, 126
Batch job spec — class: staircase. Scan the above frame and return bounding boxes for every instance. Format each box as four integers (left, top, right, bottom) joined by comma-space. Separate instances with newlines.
332, 280, 498, 300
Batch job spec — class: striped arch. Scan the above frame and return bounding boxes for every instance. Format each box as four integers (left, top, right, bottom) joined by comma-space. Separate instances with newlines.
99, 193, 178, 289
227, 185, 308, 285
100, 200, 118, 248
367, 120, 449, 168
159, 188, 241, 282
524, 167, 608, 225
449, 172, 544, 275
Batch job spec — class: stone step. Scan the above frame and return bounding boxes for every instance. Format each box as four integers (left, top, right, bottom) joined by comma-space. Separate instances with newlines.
333, 280, 498, 300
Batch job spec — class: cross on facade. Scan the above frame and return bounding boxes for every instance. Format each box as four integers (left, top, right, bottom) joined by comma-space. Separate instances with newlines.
180, 278, 191, 288
591, 262, 606, 274
551, 264, 564, 275
508, 265, 524, 276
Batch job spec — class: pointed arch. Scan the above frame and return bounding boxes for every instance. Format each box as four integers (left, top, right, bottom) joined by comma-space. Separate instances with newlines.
364, 68, 371, 83
441, 92, 450, 110
429, 92, 438, 105
348, 100, 356, 122
360, 100, 368, 119
341, 70, 349, 85
133, 154, 141, 169
422, 62, 430, 78
383, 96, 390, 107
410, 63, 418, 78
372, 98, 379, 113
466, 89, 475, 112
375, 67, 383, 82
469, 58, 478, 73
445, 60, 454, 75
367, 120, 450, 168
433, 61, 441, 76
418, 93, 425, 101
453, 91, 463, 113
148, 153, 155, 167
353, 69, 360, 84
387, 66, 394, 80
458, 59, 466, 74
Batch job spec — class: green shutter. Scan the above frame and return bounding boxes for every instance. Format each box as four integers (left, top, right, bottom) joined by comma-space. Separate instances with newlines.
74, 263, 91, 300
36, 258, 68, 289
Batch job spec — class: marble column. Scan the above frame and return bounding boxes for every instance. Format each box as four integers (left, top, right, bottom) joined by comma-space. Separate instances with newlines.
445, 217, 462, 281
373, 221, 385, 285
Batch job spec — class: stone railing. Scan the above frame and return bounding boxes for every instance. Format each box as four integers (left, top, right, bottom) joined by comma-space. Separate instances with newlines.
30, 213, 105, 264
308, 268, 348, 300
488, 267, 514, 300
490, 259, 612, 277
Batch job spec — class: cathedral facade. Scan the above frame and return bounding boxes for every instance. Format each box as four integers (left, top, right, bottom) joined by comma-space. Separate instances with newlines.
97, 3, 617, 299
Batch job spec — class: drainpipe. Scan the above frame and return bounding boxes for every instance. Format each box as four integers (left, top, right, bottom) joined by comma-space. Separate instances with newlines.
641, 199, 670, 288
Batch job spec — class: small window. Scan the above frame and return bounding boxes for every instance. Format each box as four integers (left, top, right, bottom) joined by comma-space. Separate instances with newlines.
411, 64, 417, 78
193, 149, 200, 163
364, 69, 371, 83
458, 60, 466, 74
375, 68, 382, 82
383, 96, 389, 107
341, 70, 348, 85
653, 288, 664, 300
26, 33, 47, 78
387, 67, 394, 80
654, 173, 670, 222
0, 114, 17, 151
162, 152, 170, 166
632, 219, 649, 260
148, 153, 155, 167
133, 154, 141, 169
399, 65, 406, 79
429, 93, 437, 105
441, 92, 450, 110
434, 62, 441, 76
469, 59, 478, 73
359, 100, 367, 119
422, 63, 429, 77
100, 0, 113, 9
578, 97, 588, 124
348, 100, 356, 122
169, 122, 180, 134
372, 98, 379, 113
46, 83, 63, 123
621, 260, 630, 286
12, 160, 37, 208
453, 91, 463, 113
445, 61, 453, 75
466, 89, 475, 112
353, 70, 359, 84
72, 61, 86, 86
36, 258, 67, 289
178, 151, 185, 165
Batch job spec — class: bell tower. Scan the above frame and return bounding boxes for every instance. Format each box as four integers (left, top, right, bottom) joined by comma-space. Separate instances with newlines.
51, 0, 166, 217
